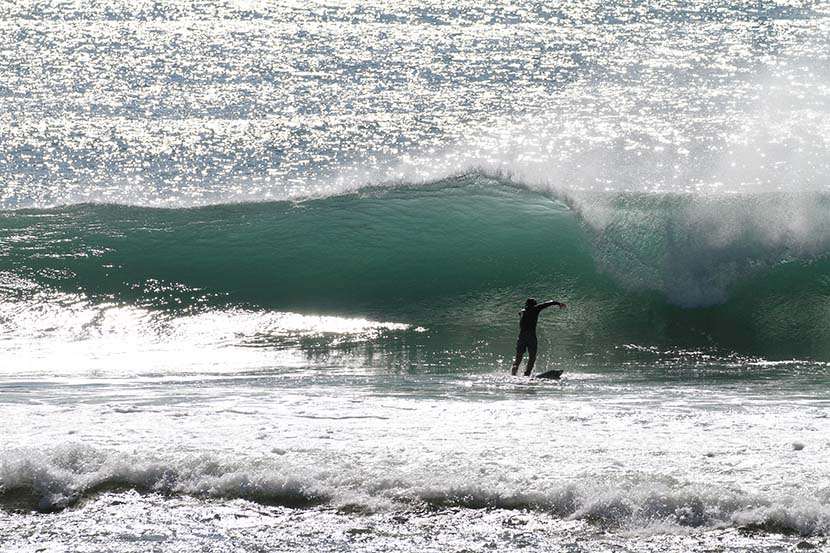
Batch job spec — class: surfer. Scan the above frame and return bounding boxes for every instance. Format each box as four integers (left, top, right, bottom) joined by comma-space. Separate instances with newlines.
511, 298, 566, 376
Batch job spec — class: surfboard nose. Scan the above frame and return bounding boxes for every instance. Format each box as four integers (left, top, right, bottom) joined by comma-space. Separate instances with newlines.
534, 369, 563, 380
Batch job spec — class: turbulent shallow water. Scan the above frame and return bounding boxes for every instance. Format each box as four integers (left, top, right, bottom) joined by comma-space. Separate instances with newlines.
2, 1, 830, 551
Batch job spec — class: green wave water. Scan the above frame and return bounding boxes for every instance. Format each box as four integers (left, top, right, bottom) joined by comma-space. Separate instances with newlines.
3, 177, 830, 360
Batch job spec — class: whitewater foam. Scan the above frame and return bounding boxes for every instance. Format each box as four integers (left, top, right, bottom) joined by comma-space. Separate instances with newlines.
3, 444, 829, 536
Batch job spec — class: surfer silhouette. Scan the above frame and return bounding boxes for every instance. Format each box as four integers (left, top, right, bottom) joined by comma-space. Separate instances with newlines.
511, 298, 567, 376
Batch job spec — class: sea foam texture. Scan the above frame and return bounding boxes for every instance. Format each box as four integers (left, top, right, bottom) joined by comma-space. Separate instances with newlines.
3, 444, 829, 536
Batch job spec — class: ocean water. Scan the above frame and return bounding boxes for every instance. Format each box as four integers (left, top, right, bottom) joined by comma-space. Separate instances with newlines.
3, 1, 830, 551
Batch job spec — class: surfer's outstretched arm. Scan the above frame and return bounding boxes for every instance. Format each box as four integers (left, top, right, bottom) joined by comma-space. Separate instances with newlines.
538, 300, 567, 310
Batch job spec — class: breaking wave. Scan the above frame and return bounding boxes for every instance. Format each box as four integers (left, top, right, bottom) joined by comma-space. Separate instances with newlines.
2, 444, 829, 536
3, 174, 830, 358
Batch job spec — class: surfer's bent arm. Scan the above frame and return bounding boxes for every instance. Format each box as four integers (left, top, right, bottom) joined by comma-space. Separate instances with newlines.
538, 300, 567, 310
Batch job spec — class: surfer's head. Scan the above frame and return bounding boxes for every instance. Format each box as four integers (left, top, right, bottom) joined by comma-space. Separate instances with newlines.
525, 298, 537, 308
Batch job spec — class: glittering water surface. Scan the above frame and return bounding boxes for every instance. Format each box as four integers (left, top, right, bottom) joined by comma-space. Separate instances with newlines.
3, 1, 830, 552
2, 1, 829, 207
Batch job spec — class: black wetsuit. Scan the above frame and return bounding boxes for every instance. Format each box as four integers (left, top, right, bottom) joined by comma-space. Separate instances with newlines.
516, 305, 544, 354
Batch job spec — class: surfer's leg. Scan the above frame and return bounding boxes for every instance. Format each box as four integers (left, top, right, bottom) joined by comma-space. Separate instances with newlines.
511, 350, 523, 375
523, 337, 538, 376
512, 337, 526, 375
524, 352, 537, 376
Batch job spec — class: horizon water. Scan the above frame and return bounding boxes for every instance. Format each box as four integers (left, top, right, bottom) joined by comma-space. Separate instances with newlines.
2, 1, 830, 551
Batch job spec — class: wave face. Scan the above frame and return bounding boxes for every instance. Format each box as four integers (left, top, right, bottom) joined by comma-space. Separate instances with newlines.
3, 176, 830, 359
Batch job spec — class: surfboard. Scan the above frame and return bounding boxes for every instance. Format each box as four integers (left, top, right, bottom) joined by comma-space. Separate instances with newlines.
534, 369, 563, 380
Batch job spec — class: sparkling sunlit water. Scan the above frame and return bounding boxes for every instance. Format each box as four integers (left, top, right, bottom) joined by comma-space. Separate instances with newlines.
3, 2, 830, 552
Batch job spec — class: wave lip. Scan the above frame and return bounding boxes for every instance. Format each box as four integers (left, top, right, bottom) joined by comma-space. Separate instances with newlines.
3, 445, 829, 536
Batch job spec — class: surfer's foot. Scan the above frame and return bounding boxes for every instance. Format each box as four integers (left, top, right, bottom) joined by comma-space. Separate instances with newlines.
523, 370, 532, 377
